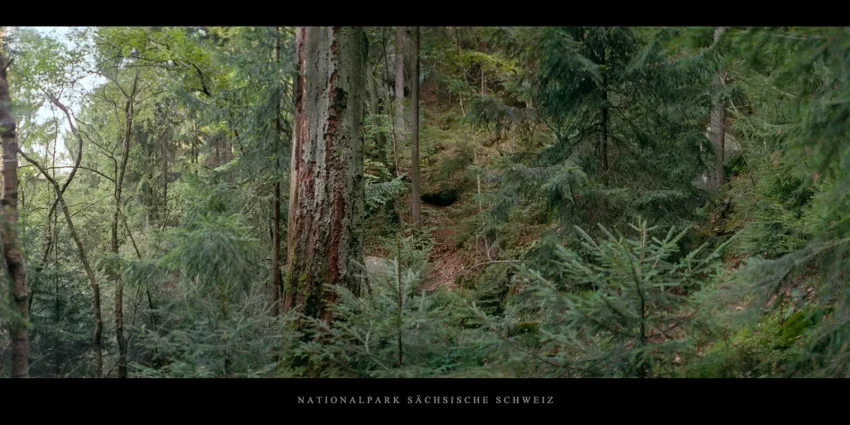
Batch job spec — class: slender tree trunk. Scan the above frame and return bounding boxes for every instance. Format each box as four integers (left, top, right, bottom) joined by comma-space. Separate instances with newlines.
394, 27, 406, 159
284, 26, 367, 324
454, 27, 466, 116
395, 234, 403, 366
21, 151, 103, 377
54, 258, 61, 376
271, 26, 283, 316
368, 71, 388, 165
381, 29, 400, 177
709, 27, 727, 190
161, 129, 167, 221
410, 27, 421, 227
600, 40, 609, 179
29, 142, 57, 316
146, 146, 156, 224
112, 72, 138, 379
40, 93, 104, 377
601, 98, 609, 172
404, 28, 414, 136
1, 43, 29, 379
29, 97, 83, 377
28, 131, 59, 316
51, 140, 60, 376
192, 122, 199, 166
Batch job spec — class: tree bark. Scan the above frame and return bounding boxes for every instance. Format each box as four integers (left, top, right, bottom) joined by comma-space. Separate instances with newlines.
1, 42, 29, 379
271, 26, 283, 316
381, 29, 400, 176
393, 27, 406, 157
112, 71, 139, 379
410, 27, 421, 227
284, 26, 367, 324
709, 27, 727, 190
146, 144, 156, 224
367, 70, 388, 166
161, 125, 168, 221
600, 39, 609, 178
454, 27, 466, 116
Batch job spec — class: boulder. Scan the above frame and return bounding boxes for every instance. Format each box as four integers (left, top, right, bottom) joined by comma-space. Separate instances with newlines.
364, 256, 394, 278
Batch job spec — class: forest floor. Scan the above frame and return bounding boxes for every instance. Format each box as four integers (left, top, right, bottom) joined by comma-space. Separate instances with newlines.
421, 201, 465, 292
387, 187, 477, 293
364, 75, 501, 293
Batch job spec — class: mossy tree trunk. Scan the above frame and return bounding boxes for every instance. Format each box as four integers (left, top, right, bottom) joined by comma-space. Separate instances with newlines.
284, 27, 367, 324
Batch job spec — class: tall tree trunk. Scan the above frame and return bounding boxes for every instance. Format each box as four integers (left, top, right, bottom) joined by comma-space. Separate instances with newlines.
381, 29, 400, 176
286, 27, 306, 304
410, 27, 421, 227
112, 72, 138, 379
599, 37, 609, 179
146, 144, 156, 225
271, 26, 283, 315
284, 26, 367, 324
454, 27, 466, 116
393, 27, 406, 160
192, 122, 199, 166
28, 131, 60, 317
1, 41, 29, 379
709, 27, 727, 190
161, 129, 167, 222
368, 71, 388, 165
53, 241, 61, 376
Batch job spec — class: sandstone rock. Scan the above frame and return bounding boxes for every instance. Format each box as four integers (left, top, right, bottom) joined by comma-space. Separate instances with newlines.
364, 256, 394, 278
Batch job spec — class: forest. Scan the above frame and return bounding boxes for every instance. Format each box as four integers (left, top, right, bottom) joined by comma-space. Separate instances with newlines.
1, 26, 850, 378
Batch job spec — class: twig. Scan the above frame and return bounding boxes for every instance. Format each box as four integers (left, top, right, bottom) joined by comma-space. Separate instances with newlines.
457, 260, 521, 278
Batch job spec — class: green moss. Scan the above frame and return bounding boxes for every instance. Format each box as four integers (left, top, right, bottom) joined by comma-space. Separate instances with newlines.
686, 307, 821, 377
298, 273, 310, 297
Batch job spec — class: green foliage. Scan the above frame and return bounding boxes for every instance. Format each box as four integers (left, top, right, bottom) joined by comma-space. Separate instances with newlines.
365, 173, 406, 213
124, 207, 276, 377
477, 219, 729, 377
707, 28, 850, 377
479, 28, 714, 277
160, 213, 256, 296
131, 288, 288, 378
12, 25, 850, 379
687, 307, 819, 378
298, 235, 480, 377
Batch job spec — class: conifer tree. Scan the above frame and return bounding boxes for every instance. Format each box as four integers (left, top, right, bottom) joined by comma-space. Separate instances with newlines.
481, 219, 728, 377
285, 27, 368, 324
